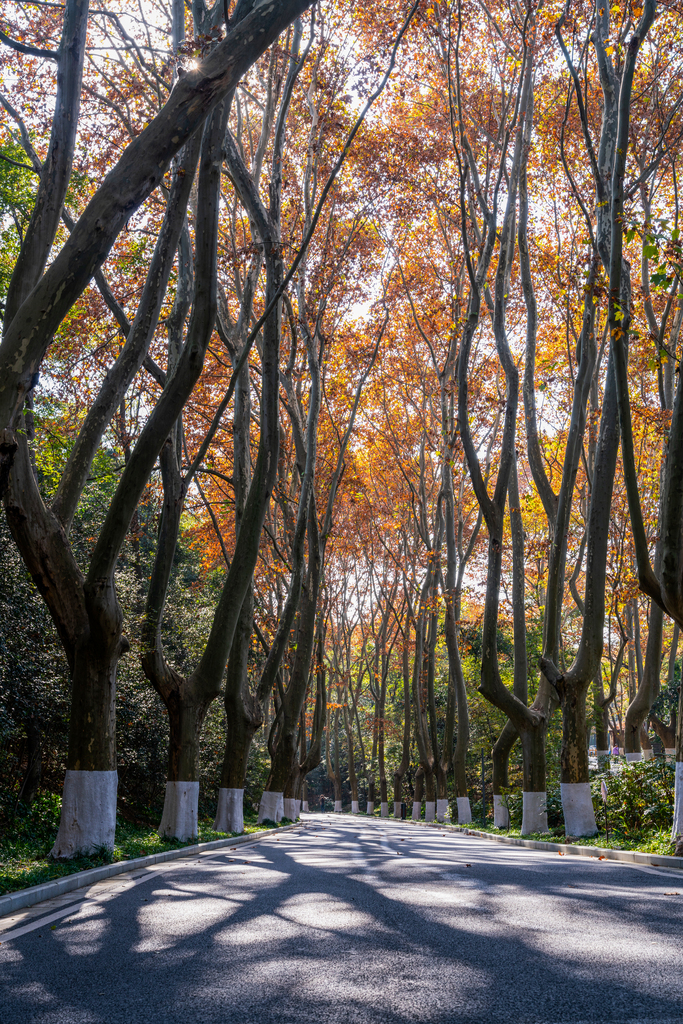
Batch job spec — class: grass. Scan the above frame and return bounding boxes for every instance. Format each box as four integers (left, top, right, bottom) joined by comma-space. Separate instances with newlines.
465, 823, 676, 856
0, 793, 284, 897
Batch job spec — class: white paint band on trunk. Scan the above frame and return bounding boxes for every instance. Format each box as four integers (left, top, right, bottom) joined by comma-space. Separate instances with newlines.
521, 791, 547, 834
334, 800, 342, 813
302, 801, 309, 812
596, 750, 610, 757
619, 747, 625, 755
493, 794, 509, 828
641, 747, 653, 760
666, 748, 676, 756
625, 751, 642, 762
159, 780, 199, 841
366, 800, 374, 815
284, 797, 301, 820
351, 800, 359, 813
456, 796, 472, 824
436, 799, 449, 822
672, 762, 683, 842
411, 801, 421, 820
213, 788, 244, 834
560, 781, 597, 837
393, 801, 402, 818
258, 790, 284, 823
380, 801, 388, 818
424, 801, 436, 822
50, 770, 118, 859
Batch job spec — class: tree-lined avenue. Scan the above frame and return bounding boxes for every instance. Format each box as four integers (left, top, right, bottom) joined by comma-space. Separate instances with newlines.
1, 816, 682, 1023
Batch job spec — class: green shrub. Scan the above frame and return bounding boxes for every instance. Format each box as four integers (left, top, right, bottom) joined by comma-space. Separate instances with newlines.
590, 757, 675, 837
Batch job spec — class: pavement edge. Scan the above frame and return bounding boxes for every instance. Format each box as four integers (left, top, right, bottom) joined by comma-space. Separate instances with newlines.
0, 823, 303, 919
378, 816, 683, 871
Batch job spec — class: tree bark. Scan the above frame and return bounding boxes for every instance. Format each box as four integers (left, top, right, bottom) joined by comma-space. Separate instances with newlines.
392, 621, 411, 817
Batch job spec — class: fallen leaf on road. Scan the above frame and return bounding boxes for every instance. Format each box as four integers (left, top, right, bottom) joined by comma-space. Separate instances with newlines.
664, 892, 680, 895
558, 852, 565, 856
599, 856, 605, 860
465, 863, 471, 867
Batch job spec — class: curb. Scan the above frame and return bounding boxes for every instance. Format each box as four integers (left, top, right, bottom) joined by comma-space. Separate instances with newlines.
0, 823, 302, 919
381, 816, 683, 871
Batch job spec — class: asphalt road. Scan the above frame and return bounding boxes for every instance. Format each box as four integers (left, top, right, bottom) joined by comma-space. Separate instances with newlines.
1, 814, 682, 1024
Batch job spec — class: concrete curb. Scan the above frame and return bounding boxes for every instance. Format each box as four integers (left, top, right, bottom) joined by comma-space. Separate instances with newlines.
0, 823, 302, 918
389, 817, 683, 871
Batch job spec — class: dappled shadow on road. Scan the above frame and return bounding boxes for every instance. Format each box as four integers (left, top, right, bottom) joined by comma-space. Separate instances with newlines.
2, 817, 683, 1024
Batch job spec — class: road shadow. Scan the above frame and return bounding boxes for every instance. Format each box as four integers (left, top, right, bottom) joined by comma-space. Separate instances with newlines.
1, 818, 682, 1024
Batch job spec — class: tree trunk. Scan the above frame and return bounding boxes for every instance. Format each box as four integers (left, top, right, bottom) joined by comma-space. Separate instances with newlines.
424, 769, 436, 822
650, 711, 676, 755
260, 500, 320, 820
593, 674, 612, 756
492, 720, 516, 828
544, 352, 621, 837
412, 766, 424, 820
393, 625, 411, 817
492, 459, 528, 828
367, 776, 375, 815
50, 581, 127, 858
672, 675, 683, 842
625, 598, 665, 759
378, 679, 388, 817
215, 588, 262, 834
333, 707, 342, 812
345, 703, 359, 813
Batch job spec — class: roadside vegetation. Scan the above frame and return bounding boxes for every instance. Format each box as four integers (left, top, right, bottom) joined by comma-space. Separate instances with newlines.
0, 793, 286, 896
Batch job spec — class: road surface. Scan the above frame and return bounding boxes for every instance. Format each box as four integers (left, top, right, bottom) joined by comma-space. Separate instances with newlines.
1, 814, 682, 1023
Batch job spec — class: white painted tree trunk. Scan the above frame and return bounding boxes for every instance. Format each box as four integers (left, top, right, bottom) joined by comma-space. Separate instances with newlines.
597, 749, 610, 757
666, 748, 676, 756
561, 782, 597, 836
50, 770, 118, 859
436, 799, 449, 822
625, 752, 642, 762
493, 794, 509, 828
641, 747, 654, 760
393, 801, 402, 818
302, 800, 309, 812
351, 800, 359, 813
214, 787, 244, 834
258, 790, 283, 823
411, 800, 421, 820
159, 780, 199, 841
283, 797, 300, 820
456, 796, 472, 824
672, 763, 683, 841
334, 800, 342, 813
366, 800, 374, 815
521, 791, 547, 834
380, 801, 388, 818
424, 800, 436, 822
